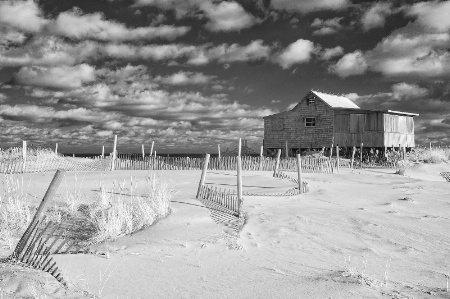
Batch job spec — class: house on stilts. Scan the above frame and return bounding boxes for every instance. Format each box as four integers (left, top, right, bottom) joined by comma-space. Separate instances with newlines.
263, 90, 418, 157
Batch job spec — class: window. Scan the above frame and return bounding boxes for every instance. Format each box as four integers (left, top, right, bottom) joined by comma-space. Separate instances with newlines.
306, 96, 315, 105
305, 117, 316, 127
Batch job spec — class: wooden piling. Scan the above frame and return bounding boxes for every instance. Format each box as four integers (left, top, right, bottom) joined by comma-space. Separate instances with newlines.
351, 146, 356, 169
360, 142, 363, 165
196, 154, 210, 198
336, 145, 340, 174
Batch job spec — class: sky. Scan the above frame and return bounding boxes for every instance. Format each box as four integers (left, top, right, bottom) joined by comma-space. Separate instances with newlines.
0, 0, 449, 154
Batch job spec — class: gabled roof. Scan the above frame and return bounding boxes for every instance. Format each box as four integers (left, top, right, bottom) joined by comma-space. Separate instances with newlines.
311, 90, 360, 109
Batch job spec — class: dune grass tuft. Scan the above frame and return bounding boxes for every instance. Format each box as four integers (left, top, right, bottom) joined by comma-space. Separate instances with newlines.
0, 174, 32, 248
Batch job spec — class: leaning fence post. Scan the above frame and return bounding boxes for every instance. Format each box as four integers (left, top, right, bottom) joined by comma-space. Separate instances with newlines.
12, 169, 65, 258
336, 145, 340, 174
351, 146, 356, 169
111, 135, 117, 171
55, 143, 58, 155
196, 154, 210, 199
273, 149, 281, 177
296, 154, 303, 194
150, 141, 154, 156
237, 155, 243, 214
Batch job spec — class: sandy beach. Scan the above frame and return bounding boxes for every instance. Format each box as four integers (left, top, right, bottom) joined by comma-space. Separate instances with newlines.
1, 163, 449, 298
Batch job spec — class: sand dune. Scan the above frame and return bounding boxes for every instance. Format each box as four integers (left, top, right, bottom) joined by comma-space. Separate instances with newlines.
1, 165, 450, 298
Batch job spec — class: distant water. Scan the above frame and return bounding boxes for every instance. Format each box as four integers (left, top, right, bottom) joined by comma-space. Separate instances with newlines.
62, 153, 261, 158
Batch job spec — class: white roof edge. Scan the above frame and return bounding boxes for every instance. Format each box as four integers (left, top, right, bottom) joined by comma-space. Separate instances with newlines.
387, 110, 419, 116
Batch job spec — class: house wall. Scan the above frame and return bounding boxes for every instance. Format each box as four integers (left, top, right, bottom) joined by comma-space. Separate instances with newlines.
263, 96, 334, 151
333, 112, 415, 147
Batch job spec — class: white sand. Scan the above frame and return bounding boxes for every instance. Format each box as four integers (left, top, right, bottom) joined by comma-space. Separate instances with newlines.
1, 165, 450, 298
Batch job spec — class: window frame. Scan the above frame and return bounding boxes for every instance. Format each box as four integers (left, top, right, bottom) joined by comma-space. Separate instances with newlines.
305, 117, 316, 127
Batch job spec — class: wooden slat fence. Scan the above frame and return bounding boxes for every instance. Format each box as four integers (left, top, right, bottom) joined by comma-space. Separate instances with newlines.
440, 172, 450, 182
196, 184, 244, 232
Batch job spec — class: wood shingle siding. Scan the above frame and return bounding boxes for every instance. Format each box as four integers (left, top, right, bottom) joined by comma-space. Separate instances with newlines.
264, 90, 418, 153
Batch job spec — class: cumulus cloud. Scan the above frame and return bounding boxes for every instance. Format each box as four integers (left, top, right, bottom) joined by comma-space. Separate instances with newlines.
0, 0, 48, 32
187, 40, 272, 65
14, 64, 96, 89
361, 2, 392, 31
275, 39, 315, 69
311, 17, 343, 35
49, 9, 189, 41
319, 46, 344, 60
201, 1, 257, 32
391, 82, 429, 99
154, 71, 215, 85
329, 50, 368, 77
408, 1, 450, 32
0, 36, 98, 67
271, 0, 350, 13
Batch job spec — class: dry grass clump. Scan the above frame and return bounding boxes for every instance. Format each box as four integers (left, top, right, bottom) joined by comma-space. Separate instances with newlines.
0, 175, 32, 248
77, 173, 175, 243
408, 147, 450, 164
395, 160, 412, 176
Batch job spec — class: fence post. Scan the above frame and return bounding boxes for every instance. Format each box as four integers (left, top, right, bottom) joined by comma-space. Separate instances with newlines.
330, 143, 333, 158
351, 146, 356, 169
218, 144, 221, 160
296, 154, 303, 193
259, 145, 263, 171
429, 141, 432, 151
22, 141, 27, 173
55, 143, 58, 155
196, 154, 210, 199
237, 156, 243, 214
111, 135, 117, 171
150, 141, 154, 156
285, 141, 289, 158
238, 138, 241, 157
273, 149, 281, 177
142, 144, 145, 159
102, 146, 105, 159
336, 145, 340, 174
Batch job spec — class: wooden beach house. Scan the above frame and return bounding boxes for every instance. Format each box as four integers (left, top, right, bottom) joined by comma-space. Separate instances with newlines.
263, 90, 418, 156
